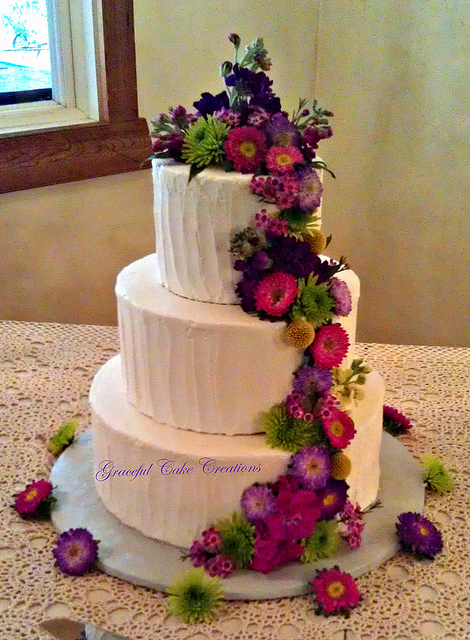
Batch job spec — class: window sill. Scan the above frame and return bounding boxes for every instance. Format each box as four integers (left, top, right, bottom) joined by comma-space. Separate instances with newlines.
0, 117, 151, 194
0, 101, 94, 136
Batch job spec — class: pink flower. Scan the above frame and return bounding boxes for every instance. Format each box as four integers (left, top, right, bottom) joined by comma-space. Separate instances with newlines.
15, 479, 53, 516
337, 500, 365, 550
311, 567, 361, 615
323, 408, 356, 449
251, 174, 299, 208
310, 324, 350, 369
249, 536, 282, 573
201, 527, 221, 552
266, 146, 304, 175
254, 272, 298, 317
205, 553, 235, 578
267, 488, 322, 540
224, 126, 267, 173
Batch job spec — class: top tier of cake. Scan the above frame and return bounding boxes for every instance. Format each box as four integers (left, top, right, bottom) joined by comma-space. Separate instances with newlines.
153, 160, 322, 304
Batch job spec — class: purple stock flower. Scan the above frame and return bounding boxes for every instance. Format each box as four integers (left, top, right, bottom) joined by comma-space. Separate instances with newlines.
193, 91, 229, 116
329, 277, 352, 316
290, 446, 332, 491
266, 235, 327, 280
396, 512, 443, 559
300, 126, 321, 162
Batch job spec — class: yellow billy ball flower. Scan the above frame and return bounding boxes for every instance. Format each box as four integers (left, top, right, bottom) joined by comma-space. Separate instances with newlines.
331, 452, 352, 480
305, 229, 327, 255
283, 320, 315, 348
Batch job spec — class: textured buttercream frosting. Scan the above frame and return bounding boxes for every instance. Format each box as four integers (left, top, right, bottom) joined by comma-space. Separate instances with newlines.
153, 159, 323, 304
91, 355, 384, 549
117, 254, 360, 435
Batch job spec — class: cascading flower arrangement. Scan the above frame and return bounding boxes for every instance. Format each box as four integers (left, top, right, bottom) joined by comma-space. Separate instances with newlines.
150, 34, 334, 181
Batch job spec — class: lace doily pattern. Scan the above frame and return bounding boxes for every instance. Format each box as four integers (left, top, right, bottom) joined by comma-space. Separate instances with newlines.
0, 321, 468, 640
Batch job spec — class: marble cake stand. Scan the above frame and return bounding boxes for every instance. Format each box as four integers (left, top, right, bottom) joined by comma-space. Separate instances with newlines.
50, 431, 424, 600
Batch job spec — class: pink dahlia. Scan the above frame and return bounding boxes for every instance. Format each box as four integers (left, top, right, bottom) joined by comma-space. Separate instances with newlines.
224, 126, 267, 173
311, 566, 361, 615
254, 272, 298, 317
15, 479, 53, 517
323, 408, 356, 449
310, 324, 350, 369
266, 145, 304, 175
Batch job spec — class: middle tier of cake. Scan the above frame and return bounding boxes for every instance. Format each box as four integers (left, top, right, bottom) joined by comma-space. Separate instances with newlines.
91, 355, 385, 549
117, 254, 360, 435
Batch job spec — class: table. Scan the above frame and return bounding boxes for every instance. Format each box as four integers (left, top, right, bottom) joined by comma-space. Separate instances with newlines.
0, 321, 469, 640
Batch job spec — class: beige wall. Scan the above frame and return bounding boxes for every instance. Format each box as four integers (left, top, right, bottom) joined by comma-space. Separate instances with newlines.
1, 0, 469, 346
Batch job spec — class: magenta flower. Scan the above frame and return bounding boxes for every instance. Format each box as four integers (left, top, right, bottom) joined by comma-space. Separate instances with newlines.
247, 105, 270, 127
254, 271, 298, 317
188, 540, 210, 567
53, 528, 99, 575
290, 446, 332, 491
337, 500, 365, 550
201, 527, 222, 552
215, 107, 241, 127
323, 408, 356, 449
317, 394, 341, 421
205, 553, 235, 578
249, 536, 282, 573
268, 488, 322, 540
297, 169, 323, 212
311, 566, 361, 615
396, 512, 443, 559
383, 405, 413, 435
15, 479, 53, 517
266, 146, 304, 175
329, 278, 352, 316
224, 126, 267, 173
310, 324, 350, 369
241, 485, 276, 522
251, 174, 299, 208
317, 479, 348, 519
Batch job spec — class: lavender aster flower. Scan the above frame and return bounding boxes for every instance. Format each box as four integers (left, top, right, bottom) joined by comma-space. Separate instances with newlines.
265, 113, 299, 147
296, 169, 322, 212
396, 512, 443, 559
329, 278, 352, 316
293, 365, 333, 398
290, 446, 332, 491
241, 485, 276, 522
53, 528, 98, 575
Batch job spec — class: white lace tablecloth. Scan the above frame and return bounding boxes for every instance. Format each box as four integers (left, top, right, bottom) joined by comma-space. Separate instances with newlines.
0, 321, 469, 640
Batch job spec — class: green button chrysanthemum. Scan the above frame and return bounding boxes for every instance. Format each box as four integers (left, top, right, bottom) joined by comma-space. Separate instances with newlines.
264, 403, 323, 452
420, 454, 455, 493
217, 512, 255, 569
182, 116, 229, 168
167, 568, 224, 624
292, 274, 335, 327
301, 519, 341, 563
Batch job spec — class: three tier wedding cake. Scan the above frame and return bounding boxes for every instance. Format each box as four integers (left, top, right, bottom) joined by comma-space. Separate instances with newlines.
90, 35, 385, 576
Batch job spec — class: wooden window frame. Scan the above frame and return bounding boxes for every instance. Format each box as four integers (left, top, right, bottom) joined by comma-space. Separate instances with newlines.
0, 0, 151, 194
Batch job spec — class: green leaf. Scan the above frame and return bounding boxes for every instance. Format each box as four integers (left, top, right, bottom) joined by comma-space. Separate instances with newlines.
188, 163, 206, 183
311, 159, 336, 179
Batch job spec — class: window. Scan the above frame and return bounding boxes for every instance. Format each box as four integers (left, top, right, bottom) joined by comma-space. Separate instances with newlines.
0, 0, 150, 194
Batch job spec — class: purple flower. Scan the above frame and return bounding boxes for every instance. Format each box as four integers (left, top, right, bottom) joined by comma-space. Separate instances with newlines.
317, 479, 348, 519
193, 91, 229, 117
396, 512, 443, 559
265, 113, 299, 147
250, 250, 272, 271
266, 235, 327, 280
53, 528, 99, 575
268, 488, 322, 540
296, 168, 322, 213
329, 278, 352, 316
188, 540, 210, 567
201, 527, 222, 552
241, 485, 276, 522
300, 127, 321, 162
205, 553, 235, 578
225, 65, 282, 113
290, 446, 332, 491
293, 365, 333, 399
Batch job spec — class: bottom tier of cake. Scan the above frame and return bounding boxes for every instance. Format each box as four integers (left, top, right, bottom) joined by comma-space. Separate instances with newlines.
91, 356, 385, 549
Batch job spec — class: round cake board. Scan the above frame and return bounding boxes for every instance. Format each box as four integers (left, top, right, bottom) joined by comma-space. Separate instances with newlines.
50, 431, 424, 600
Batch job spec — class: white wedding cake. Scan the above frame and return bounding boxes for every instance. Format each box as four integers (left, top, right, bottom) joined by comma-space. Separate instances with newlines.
90, 36, 385, 573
